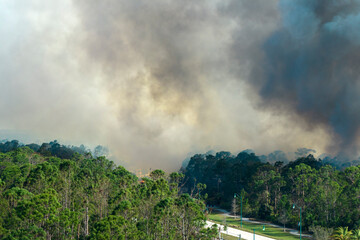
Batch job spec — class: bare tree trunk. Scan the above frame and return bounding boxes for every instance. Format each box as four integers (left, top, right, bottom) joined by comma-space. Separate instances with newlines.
231, 198, 238, 217
85, 198, 89, 236
182, 216, 186, 240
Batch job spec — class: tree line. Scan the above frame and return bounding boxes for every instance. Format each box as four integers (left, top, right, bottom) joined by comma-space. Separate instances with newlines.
0, 140, 109, 159
182, 151, 360, 231
0, 146, 217, 239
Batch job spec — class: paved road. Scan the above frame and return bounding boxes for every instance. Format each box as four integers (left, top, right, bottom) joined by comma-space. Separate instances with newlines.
211, 207, 311, 238
206, 221, 276, 240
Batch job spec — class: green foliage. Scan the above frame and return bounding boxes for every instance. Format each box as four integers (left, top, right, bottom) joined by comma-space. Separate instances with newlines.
90, 215, 126, 240
332, 227, 352, 240
309, 225, 333, 240
183, 152, 360, 230
0, 148, 213, 239
352, 229, 360, 240
150, 169, 166, 181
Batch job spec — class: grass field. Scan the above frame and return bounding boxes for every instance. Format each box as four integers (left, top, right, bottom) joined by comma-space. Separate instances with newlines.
222, 233, 241, 240
208, 212, 306, 240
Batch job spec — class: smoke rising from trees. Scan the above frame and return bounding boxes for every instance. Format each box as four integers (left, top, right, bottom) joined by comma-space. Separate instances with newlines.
1, 0, 360, 169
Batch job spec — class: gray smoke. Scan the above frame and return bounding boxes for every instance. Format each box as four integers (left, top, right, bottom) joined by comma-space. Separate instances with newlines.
2, 0, 360, 170
229, 0, 360, 154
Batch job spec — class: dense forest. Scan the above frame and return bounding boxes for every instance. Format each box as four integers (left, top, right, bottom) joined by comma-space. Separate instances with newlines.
0, 144, 217, 239
4, 139, 360, 238
182, 151, 360, 230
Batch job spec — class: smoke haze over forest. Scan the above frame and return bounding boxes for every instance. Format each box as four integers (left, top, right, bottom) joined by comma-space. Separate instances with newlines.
1, 0, 360, 170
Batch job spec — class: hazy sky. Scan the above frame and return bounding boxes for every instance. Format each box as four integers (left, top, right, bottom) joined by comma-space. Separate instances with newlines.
1, 0, 359, 171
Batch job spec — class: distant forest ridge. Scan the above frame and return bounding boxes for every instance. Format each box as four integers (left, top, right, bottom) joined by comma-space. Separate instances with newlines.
1, 139, 360, 170
0, 139, 109, 160
182, 149, 360, 171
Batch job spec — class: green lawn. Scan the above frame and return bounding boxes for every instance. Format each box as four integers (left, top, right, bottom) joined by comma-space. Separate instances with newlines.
208, 212, 307, 240
222, 233, 242, 240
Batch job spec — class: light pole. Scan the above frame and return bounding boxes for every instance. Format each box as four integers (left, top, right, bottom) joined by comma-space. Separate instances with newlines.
241, 193, 243, 228
292, 203, 302, 240
234, 193, 243, 228
253, 225, 265, 240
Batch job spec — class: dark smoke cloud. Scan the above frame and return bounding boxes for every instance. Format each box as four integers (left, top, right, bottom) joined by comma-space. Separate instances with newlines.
229, 0, 360, 154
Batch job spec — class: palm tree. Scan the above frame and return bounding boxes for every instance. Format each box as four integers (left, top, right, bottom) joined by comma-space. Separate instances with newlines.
352, 229, 360, 240
332, 227, 352, 240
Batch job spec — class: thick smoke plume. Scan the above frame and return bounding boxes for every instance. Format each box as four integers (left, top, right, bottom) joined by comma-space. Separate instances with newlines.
233, 0, 360, 154
2, 0, 359, 170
